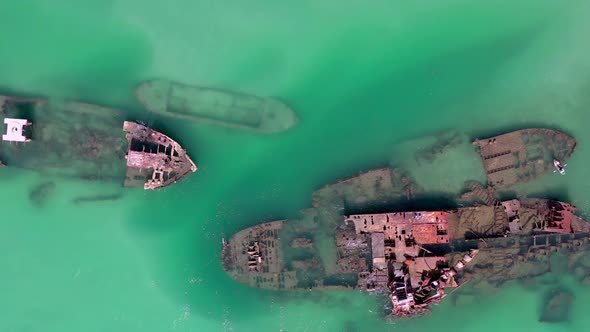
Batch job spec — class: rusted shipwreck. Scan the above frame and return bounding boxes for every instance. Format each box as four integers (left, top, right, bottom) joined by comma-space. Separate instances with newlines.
123, 121, 196, 189
473, 128, 576, 188
389, 128, 576, 196
222, 196, 590, 318
220, 127, 581, 318
0, 95, 196, 189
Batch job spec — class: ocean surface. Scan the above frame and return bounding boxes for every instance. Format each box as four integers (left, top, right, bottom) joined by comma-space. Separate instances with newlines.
2, 1, 590, 331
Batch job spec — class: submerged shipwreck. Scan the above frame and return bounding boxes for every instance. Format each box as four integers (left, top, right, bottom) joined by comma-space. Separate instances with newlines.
221, 128, 587, 318
222, 197, 590, 318
135, 79, 298, 134
472, 128, 576, 188
0, 95, 196, 190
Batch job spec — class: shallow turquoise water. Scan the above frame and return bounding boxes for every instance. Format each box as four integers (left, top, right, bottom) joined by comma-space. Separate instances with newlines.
2, 1, 590, 331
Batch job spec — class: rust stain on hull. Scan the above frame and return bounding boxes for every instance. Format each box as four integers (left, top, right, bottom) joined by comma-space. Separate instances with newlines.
123, 121, 197, 190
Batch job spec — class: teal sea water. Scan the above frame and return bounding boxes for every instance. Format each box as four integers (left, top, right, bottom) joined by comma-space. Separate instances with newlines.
2, 1, 590, 331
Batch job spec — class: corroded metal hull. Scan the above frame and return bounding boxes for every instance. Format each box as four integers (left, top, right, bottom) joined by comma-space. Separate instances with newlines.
222, 197, 590, 285
222, 195, 590, 317
222, 128, 581, 317
221, 166, 590, 318
123, 121, 196, 190
223, 167, 422, 290
134, 79, 298, 134
0, 95, 196, 190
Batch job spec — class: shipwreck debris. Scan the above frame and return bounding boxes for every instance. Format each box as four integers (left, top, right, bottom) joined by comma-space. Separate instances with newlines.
220, 127, 583, 319
312, 167, 421, 210
539, 288, 574, 323
123, 121, 197, 190
1, 95, 197, 191
221, 162, 590, 319
291, 238, 314, 248
134, 79, 298, 134
71, 194, 123, 205
414, 130, 464, 165
29, 181, 56, 207
473, 128, 576, 188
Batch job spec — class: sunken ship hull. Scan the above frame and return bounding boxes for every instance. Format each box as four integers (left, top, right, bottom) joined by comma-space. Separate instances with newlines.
222, 197, 590, 317
134, 79, 298, 134
222, 167, 421, 290
0, 95, 196, 190
222, 127, 581, 317
386, 128, 576, 194
221, 155, 590, 318
473, 128, 576, 188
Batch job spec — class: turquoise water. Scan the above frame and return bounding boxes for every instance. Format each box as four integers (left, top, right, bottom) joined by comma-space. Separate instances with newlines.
2, 1, 590, 331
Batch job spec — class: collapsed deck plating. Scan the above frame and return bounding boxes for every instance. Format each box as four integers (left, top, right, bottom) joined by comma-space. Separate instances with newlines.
222, 194, 590, 317
123, 121, 197, 190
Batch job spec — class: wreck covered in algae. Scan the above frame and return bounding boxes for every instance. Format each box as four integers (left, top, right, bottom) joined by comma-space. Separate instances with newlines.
134, 79, 298, 134
222, 128, 586, 318
0, 95, 196, 190
222, 167, 421, 291
473, 128, 575, 188
223, 190, 590, 317
392, 128, 576, 194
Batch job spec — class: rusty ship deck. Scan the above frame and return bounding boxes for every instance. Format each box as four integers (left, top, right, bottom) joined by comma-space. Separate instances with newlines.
221, 127, 582, 317
221, 130, 589, 319
222, 195, 590, 317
